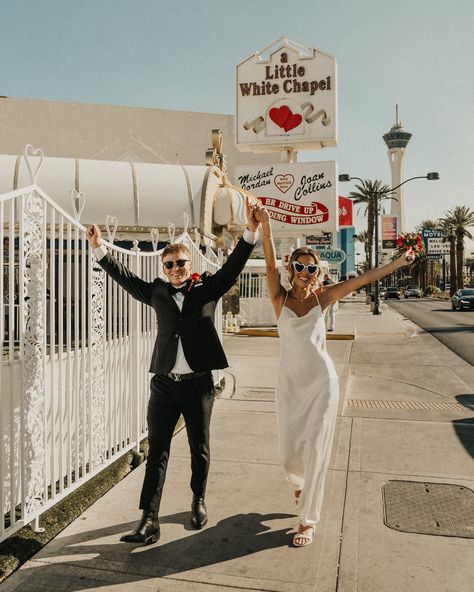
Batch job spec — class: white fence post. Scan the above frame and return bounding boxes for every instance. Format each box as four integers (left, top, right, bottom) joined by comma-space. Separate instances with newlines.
130, 240, 142, 453
89, 252, 106, 468
20, 191, 47, 517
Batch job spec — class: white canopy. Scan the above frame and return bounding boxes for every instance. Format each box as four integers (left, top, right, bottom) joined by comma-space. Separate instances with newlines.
0, 153, 247, 236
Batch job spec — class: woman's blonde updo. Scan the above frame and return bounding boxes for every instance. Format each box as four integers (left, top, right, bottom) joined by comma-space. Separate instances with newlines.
287, 247, 322, 289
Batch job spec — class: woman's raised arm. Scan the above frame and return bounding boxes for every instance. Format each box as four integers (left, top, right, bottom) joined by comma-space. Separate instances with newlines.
255, 206, 286, 317
318, 249, 415, 309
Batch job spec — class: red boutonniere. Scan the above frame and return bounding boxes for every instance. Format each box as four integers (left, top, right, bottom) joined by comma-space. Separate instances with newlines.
188, 272, 201, 291
395, 233, 424, 258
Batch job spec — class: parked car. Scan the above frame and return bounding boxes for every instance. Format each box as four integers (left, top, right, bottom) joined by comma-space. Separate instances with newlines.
379, 286, 387, 297
404, 285, 422, 298
385, 286, 401, 299
451, 288, 474, 310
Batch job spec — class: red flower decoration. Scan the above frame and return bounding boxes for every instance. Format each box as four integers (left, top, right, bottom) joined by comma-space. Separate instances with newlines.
395, 233, 424, 259
188, 272, 201, 291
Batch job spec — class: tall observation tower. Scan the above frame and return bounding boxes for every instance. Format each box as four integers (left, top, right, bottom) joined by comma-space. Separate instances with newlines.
383, 106, 412, 234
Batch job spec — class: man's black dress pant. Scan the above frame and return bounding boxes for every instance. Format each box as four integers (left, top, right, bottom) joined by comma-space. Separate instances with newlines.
139, 372, 214, 511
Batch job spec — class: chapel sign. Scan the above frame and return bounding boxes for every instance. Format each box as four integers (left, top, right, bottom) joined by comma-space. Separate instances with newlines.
236, 37, 337, 153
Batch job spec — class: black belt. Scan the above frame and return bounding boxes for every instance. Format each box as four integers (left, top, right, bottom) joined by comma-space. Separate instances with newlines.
164, 371, 208, 382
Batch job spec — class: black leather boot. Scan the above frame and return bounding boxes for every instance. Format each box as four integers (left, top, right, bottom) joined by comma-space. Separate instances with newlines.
191, 495, 208, 529
121, 498, 160, 544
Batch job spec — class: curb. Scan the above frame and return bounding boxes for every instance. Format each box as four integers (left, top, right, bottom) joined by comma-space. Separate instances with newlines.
236, 328, 355, 340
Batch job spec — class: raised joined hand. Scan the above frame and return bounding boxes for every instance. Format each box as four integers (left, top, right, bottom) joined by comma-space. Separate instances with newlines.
87, 224, 102, 249
245, 196, 263, 232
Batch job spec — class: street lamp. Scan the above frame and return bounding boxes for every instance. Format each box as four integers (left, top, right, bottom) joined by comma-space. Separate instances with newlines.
339, 172, 439, 315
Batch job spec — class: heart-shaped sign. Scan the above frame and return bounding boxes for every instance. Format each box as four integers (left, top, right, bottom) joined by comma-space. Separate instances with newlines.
168, 222, 176, 243
283, 113, 302, 132
70, 190, 85, 221
150, 228, 160, 252
23, 144, 45, 185
269, 106, 291, 129
269, 106, 303, 133
274, 174, 295, 193
105, 215, 118, 244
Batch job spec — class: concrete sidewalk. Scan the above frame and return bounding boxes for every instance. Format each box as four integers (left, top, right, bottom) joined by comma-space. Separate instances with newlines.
2, 297, 474, 591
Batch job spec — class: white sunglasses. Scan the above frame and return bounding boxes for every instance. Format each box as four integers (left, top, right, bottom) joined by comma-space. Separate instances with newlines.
292, 261, 318, 275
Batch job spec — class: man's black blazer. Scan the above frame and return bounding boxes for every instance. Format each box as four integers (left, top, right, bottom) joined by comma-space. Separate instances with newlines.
97, 238, 254, 374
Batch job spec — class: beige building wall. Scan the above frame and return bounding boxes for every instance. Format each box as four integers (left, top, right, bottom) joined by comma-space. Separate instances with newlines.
0, 96, 274, 174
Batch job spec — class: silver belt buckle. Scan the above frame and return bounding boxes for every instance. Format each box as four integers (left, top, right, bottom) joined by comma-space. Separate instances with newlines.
172, 373, 181, 382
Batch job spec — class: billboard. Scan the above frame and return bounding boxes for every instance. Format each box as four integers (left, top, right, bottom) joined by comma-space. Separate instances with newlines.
381, 215, 398, 249
235, 161, 338, 236
236, 37, 337, 152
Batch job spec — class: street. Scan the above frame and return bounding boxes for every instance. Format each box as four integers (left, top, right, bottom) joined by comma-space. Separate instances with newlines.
387, 298, 474, 366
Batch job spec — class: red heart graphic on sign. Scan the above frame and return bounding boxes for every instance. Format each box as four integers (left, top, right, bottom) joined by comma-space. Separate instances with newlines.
269, 106, 291, 129
283, 113, 302, 132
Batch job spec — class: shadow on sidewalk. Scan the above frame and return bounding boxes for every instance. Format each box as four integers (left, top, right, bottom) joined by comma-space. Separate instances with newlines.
6, 512, 295, 590
426, 326, 474, 334
452, 396, 474, 458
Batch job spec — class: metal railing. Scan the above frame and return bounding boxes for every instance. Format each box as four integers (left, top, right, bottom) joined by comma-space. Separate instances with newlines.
0, 182, 220, 543
239, 272, 268, 299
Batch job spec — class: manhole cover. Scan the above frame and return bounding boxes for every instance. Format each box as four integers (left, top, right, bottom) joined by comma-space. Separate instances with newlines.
382, 480, 474, 538
346, 399, 469, 412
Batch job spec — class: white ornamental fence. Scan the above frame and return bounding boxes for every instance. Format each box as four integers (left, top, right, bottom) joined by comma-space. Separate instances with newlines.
0, 176, 220, 543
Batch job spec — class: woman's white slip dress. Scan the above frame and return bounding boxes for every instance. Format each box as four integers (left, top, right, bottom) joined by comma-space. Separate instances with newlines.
276, 292, 340, 526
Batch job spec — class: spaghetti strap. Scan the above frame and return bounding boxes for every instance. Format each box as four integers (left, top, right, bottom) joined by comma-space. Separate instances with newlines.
283, 290, 290, 306
313, 290, 320, 306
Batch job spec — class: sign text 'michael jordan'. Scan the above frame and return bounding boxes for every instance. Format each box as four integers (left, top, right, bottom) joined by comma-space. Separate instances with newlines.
238, 52, 332, 98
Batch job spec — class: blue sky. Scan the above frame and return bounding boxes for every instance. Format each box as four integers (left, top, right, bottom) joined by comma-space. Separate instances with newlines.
1, 0, 473, 240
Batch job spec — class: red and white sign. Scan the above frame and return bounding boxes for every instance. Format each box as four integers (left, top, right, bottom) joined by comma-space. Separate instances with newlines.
235, 161, 338, 236
236, 37, 337, 153
338, 196, 352, 227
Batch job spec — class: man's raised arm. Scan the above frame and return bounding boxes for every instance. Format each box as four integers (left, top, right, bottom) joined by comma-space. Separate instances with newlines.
87, 224, 154, 305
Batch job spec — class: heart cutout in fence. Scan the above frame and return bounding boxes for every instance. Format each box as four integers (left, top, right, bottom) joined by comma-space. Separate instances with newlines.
105, 215, 118, 244
194, 229, 201, 249
150, 228, 160, 252
274, 174, 295, 193
70, 190, 85, 221
168, 222, 176, 243
182, 212, 189, 234
23, 144, 45, 185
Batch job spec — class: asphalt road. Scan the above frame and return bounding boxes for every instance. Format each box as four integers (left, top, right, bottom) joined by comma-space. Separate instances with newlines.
387, 297, 474, 366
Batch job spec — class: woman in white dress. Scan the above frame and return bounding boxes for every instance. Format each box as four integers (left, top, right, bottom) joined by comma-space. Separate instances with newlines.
255, 206, 414, 546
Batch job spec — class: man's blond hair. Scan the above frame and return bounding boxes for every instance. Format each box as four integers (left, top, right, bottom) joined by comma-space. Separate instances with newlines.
162, 243, 190, 260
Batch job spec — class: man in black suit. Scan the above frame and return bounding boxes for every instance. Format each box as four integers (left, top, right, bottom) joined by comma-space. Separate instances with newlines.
86, 198, 260, 545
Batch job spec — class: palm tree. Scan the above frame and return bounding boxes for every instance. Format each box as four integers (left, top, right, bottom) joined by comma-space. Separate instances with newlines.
441, 206, 474, 291
465, 257, 474, 286
414, 219, 439, 289
437, 217, 457, 294
349, 180, 395, 270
